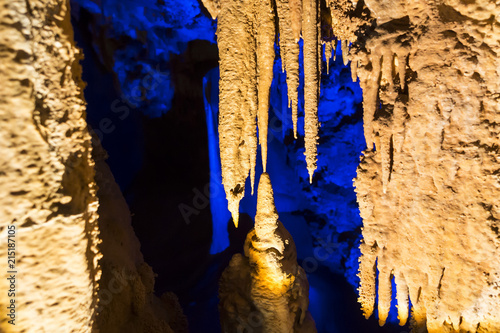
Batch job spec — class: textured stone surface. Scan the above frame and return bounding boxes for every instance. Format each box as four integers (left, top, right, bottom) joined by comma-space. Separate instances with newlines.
0, 0, 100, 331
93, 145, 187, 333
205, 0, 322, 226
219, 174, 316, 333
0, 1, 187, 331
330, 0, 500, 331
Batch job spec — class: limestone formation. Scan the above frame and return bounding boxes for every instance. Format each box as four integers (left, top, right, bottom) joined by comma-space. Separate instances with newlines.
334, 1, 500, 332
276, 0, 301, 139
217, 0, 259, 227
0, 0, 100, 331
209, 0, 500, 331
302, 0, 321, 183
92, 145, 188, 333
205, 0, 323, 226
0, 1, 187, 332
219, 173, 316, 333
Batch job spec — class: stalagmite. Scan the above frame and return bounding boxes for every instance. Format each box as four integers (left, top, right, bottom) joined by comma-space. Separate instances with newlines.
276, 0, 301, 139
302, 0, 320, 183
218, 173, 317, 332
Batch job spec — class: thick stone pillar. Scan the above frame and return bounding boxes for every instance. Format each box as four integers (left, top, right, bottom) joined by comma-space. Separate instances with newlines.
0, 0, 100, 331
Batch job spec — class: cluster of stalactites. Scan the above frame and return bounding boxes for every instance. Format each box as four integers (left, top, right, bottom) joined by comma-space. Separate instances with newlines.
202, 0, 325, 226
200, 0, 368, 226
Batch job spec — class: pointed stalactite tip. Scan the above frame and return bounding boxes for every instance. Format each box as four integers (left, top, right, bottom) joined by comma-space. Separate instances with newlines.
231, 210, 239, 228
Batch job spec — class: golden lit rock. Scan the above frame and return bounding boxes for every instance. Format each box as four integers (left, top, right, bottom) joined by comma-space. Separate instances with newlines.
0, 0, 100, 331
219, 173, 316, 332
207, 0, 323, 225
338, 1, 500, 331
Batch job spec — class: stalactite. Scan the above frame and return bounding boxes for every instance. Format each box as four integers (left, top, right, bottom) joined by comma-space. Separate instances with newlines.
205, 0, 323, 225
357, 241, 378, 320
256, 0, 275, 172
342, 39, 349, 65
341, 1, 500, 331
217, 0, 258, 226
333, 41, 337, 61
377, 255, 392, 326
350, 58, 358, 82
395, 52, 406, 90
395, 271, 409, 326
276, 0, 301, 139
200, 0, 220, 19
324, 41, 333, 74
290, 0, 302, 42
302, 0, 320, 183
359, 52, 381, 150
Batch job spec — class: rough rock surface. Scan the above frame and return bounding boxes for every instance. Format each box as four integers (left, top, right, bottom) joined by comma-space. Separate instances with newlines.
205, 0, 322, 226
0, 1, 188, 331
210, 0, 500, 331
0, 0, 100, 331
219, 173, 316, 333
92, 144, 188, 333
330, 0, 500, 331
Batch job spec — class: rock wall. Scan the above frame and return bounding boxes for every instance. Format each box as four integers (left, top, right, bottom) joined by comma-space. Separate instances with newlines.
92, 144, 188, 333
0, 1, 187, 331
339, 0, 500, 331
0, 0, 100, 331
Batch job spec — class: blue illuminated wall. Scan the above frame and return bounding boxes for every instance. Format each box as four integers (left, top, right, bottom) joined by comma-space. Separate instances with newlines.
73, 0, 215, 117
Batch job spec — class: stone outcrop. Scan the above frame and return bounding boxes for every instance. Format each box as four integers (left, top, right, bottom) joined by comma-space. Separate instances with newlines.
0, 0, 100, 331
0, 1, 187, 331
342, 1, 500, 331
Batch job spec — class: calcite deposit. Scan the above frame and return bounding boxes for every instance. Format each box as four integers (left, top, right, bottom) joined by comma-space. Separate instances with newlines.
0, 1, 186, 332
203, 0, 322, 225
205, 0, 500, 331
345, 1, 500, 332
218, 174, 316, 333
0, 0, 100, 331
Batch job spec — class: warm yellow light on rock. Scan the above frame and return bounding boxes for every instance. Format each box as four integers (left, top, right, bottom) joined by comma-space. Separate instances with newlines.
203, 0, 322, 226
219, 173, 316, 332
0, 0, 100, 331
334, 0, 500, 331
